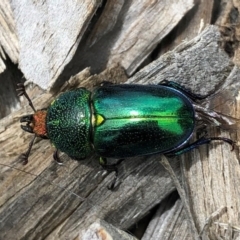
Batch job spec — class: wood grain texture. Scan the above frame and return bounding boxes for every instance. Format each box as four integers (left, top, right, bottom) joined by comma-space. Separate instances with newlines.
142, 193, 190, 240
159, 0, 215, 57
80, 219, 138, 240
8, 0, 195, 90
216, 0, 240, 67
0, 0, 21, 118
9, 0, 102, 89
0, 0, 18, 71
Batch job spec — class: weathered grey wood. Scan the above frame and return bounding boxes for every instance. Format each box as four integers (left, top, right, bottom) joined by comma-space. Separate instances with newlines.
216, 0, 240, 67
100, 0, 195, 75
1, 25, 240, 240
180, 67, 240, 239
159, 156, 199, 240
142, 194, 191, 240
0, 0, 18, 68
0, 0, 21, 118
0, 68, 22, 118
129, 25, 234, 95
0, 0, 205, 118
9, 0, 102, 89
80, 219, 138, 240
158, 0, 214, 55
8, 0, 195, 90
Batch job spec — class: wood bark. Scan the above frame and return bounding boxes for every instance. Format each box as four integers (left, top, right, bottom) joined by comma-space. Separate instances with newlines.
8, 0, 195, 90
0, 1, 240, 240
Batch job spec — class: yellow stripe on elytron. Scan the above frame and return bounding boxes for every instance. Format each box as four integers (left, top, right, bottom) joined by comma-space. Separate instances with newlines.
95, 114, 105, 126
51, 99, 56, 105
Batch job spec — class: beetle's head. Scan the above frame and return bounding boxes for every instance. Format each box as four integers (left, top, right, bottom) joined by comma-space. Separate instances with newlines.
17, 83, 51, 164
20, 110, 48, 138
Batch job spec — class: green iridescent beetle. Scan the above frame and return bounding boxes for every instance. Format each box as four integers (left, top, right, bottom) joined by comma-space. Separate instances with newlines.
17, 81, 234, 188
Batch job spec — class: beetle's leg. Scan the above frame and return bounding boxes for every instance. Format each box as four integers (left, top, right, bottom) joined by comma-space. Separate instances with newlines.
100, 81, 113, 86
53, 149, 63, 165
159, 80, 206, 101
16, 83, 36, 112
19, 134, 37, 165
165, 136, 235, 156
99, 157, 124, 190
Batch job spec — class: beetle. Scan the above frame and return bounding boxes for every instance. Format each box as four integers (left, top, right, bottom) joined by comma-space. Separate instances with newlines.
17, 81, 234, 188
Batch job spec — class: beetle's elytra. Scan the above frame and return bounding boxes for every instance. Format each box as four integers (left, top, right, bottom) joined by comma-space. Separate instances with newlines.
17, 81, 234, 188
47, 84, 195, 159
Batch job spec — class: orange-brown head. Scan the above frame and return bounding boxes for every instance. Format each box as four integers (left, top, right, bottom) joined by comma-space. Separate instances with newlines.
20, 110, 48, 138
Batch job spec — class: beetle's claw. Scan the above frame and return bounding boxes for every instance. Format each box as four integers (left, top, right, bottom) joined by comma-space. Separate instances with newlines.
107, 178, 118, 191
220, 137, 235, 151
16, 83, 36, 112
230, 141, 235, 151
108, 183, 115, 191
16, 90, 25, 97
19, 153, 28, 165
53, 150, 63, 165
16, 83, 26, 97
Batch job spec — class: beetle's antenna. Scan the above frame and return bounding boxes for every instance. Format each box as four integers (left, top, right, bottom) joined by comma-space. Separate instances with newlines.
19, 135, 37, 165
17, 83, 36, 112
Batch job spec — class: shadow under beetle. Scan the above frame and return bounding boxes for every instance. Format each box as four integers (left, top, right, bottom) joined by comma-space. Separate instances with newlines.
17, 81, 234, 189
